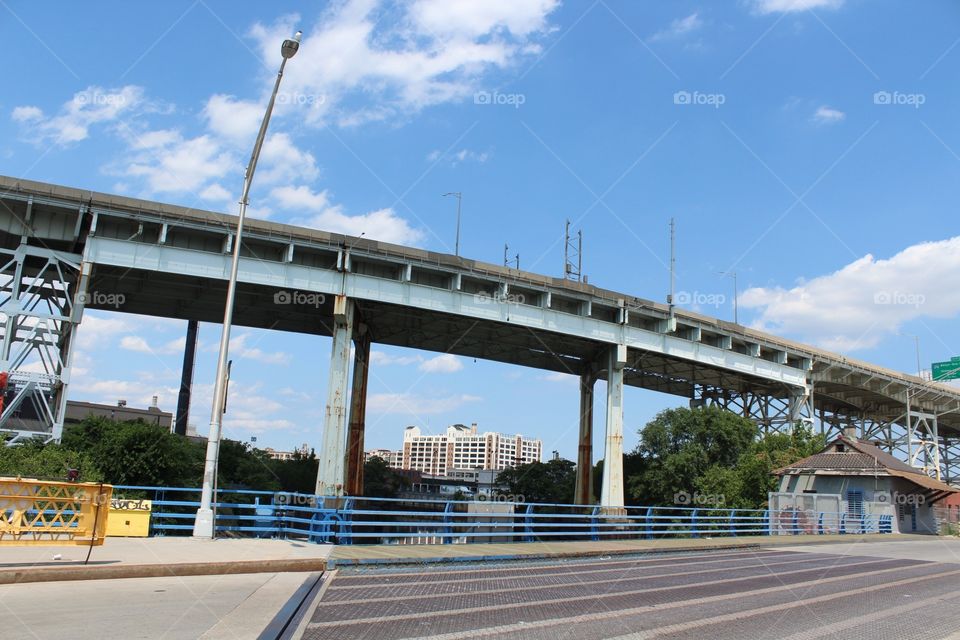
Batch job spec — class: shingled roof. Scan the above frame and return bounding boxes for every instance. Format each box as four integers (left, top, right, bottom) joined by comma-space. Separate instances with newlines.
776, 435, 922, 476
776, 434, 959, 499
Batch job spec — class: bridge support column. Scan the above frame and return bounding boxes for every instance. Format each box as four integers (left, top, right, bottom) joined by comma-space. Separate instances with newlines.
316, 296, 355, 496
600, 345, 626, 509
575, 367, 596, 505
174, 320, 199, 436
344, 324, 370, 497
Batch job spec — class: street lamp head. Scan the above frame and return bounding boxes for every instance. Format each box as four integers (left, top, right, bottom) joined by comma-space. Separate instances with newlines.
281, 31, 302, 59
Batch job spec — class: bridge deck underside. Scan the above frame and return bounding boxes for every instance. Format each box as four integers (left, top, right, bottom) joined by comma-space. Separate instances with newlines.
88, 264, 789, 403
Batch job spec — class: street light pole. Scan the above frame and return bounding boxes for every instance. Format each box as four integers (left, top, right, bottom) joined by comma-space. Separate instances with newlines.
718, 270, 738, 325
193, 30, 301, 539
443, 192, 462, 256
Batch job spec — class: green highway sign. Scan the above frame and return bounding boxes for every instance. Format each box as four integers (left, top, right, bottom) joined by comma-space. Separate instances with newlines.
932, 359, 960, 381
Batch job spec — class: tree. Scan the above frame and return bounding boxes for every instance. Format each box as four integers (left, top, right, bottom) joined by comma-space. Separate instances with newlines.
735, 424, 826, 508
0, 440, 103, 482
496, 458, 576, 504
63, 418, 203, 487
267, 449, 318, 493
217, 439, 280, 491
362, 457, 410, 498
628, 406, 758, 506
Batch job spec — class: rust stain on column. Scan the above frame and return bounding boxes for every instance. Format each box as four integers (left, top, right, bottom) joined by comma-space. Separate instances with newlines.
345, 326, 370, 496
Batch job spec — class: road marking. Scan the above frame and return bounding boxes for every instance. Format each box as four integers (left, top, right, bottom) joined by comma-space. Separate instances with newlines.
772, 587, 960, 640
330, 548, 793, 583
308, 557, 910, 627
318, 555, 877, 607
328, 550, 836, 590
385, 565, 960, 640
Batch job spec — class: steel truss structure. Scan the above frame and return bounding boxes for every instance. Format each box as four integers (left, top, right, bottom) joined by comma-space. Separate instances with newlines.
699, 383, 959, 483
0, 244, 86, 444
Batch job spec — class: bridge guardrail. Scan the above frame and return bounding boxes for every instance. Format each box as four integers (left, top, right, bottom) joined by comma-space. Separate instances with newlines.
0, 477, 113, 546
107, 486, 893, 545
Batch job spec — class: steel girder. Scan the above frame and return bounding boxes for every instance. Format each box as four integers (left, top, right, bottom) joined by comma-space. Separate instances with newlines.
0, 245, 86, 444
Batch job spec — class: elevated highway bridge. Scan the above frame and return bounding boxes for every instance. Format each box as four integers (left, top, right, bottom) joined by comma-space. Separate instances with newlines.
2, 175, 959, 505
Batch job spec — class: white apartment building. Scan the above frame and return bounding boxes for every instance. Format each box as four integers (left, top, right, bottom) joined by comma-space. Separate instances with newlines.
402, 424, 542, 474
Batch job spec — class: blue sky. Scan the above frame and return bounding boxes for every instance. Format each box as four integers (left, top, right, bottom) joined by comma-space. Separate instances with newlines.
2, 0, 959, 459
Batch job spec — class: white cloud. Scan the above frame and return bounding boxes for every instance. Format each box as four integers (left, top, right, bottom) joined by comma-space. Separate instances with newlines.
120, 335, 186, 355
228, 333, 291, 365
751, 0, 844, 14
541, 371, 576, 383
203, 94, 264, 143
427, 148, 491, 165
11, 106, 43, 123
272, 184, 423, 245
70, 378, 174, 410
740, 236, 960, 352
419, 354, 463, 373
12, 86, 145, 144
813, 105, 845, 124
199, 183, 233, 202
650, 12, 703, 41
250, 0, 560, 126
74, 313, 132, 349
119, 131, 237, 195
367, 392, 482, 415
256, 133, 319, 185
370, 350, 423, 366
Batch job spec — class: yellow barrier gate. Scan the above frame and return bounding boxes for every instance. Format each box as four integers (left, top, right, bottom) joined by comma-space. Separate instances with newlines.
0, 477, 113, 546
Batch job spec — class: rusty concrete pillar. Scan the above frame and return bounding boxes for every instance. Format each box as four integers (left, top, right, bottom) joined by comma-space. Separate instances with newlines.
344, 325, 370, 497
316, 295, 354, 496
575, 367, 596, 505
600, 344, 626, 509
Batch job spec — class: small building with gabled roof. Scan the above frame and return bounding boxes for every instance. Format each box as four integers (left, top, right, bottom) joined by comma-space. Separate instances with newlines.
774, 430, 960, 533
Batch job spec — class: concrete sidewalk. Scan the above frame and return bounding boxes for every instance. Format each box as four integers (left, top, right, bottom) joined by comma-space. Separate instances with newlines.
0, 537, 332, 584
327, 533, 930, 567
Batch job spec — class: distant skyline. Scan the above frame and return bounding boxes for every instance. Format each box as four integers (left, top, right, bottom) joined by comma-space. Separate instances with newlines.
2, 1, 959, 460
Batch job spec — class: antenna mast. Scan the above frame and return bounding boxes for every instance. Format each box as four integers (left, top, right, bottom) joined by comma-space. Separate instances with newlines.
668, 218, 675, 312
564, 219, 583, 282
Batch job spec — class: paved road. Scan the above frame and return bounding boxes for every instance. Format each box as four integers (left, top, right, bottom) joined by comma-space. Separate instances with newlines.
300, 545, 960, 639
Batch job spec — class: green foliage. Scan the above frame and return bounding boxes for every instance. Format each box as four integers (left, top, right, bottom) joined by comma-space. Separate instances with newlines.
627, 407, 824, 510
63, 419, 203, 487
217, 439, 280, 491
496, 458, 576, 504
266, 449, 318, 494
363, 456, 410, 498
4, 417, 334, 495
0, 440, 103, 482
629, 406, 758, 506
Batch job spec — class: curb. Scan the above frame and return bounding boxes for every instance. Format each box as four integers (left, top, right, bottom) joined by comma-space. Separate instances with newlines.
0, 558, 328, 585
327, 542, 766, 568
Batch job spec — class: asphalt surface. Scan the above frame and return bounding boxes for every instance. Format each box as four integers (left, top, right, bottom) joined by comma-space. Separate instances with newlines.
300, 545, 960, 640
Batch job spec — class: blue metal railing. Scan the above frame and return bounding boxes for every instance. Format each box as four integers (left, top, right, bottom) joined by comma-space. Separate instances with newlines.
109, 486, 894, 545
